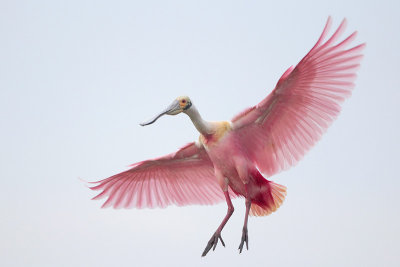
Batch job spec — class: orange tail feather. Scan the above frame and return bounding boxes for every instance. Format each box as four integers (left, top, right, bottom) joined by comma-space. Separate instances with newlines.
250, 171, 287, 216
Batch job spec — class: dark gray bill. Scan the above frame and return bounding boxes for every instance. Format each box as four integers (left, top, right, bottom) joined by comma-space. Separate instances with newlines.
140, 99, 181, 126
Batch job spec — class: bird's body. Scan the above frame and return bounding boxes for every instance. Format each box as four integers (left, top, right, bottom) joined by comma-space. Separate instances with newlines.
197, 120, 285, 216
88, 17, 365, 256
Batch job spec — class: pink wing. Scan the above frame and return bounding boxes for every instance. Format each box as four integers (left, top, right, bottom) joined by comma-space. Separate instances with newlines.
231, 17, 365, 177
90, 142, 227, 209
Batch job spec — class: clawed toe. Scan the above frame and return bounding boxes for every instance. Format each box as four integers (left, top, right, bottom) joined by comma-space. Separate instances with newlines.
201, 232, 225, 257
238, 227, 248, 253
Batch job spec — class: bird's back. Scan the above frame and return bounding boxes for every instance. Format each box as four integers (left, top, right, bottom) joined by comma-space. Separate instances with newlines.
198, 121, 232, 148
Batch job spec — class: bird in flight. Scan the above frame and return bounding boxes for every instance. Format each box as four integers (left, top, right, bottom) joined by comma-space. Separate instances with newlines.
88, 17, 364, 256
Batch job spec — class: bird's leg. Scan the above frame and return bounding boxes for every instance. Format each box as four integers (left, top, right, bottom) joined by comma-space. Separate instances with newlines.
238, 185, 251, 253
202, 191, 234, 257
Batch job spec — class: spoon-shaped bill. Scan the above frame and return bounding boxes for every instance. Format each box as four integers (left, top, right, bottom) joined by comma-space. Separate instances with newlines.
140, 99, 181, 126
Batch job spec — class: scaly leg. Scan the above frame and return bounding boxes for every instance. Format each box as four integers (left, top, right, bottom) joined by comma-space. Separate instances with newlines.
238, 186, 251, 253
201, 191, 234, 257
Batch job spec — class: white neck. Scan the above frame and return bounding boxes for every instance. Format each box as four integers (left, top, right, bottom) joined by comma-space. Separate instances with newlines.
184, 105, 215, 136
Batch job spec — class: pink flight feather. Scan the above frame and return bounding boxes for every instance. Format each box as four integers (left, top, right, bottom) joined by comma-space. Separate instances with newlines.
231, 17, 365, 177
90, 143, 234, 209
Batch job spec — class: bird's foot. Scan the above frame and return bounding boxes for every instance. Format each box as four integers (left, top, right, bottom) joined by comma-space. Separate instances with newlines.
238, 227, 248, 253
201, 231, 225, 257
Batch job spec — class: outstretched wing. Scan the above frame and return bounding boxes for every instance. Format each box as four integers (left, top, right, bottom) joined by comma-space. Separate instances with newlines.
90, 142, 226, 209
231, 17, 365, 177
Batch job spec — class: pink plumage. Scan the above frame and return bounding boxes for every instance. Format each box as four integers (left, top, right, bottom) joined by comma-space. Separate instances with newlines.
232, 17, 365, 177
90, 142, 235, 209
88, 17, 364, 256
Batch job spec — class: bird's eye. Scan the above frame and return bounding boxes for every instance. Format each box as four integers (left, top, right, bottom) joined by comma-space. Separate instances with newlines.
181, 99, 186, 104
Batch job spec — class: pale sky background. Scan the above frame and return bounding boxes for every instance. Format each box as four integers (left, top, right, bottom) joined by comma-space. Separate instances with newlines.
1, 0, 399, 266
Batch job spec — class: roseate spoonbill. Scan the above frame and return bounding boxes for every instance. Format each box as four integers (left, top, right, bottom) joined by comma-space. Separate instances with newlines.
88, 17, 364, 256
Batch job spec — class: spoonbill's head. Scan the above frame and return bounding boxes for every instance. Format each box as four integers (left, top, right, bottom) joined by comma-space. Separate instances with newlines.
140, 96, 192, 126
